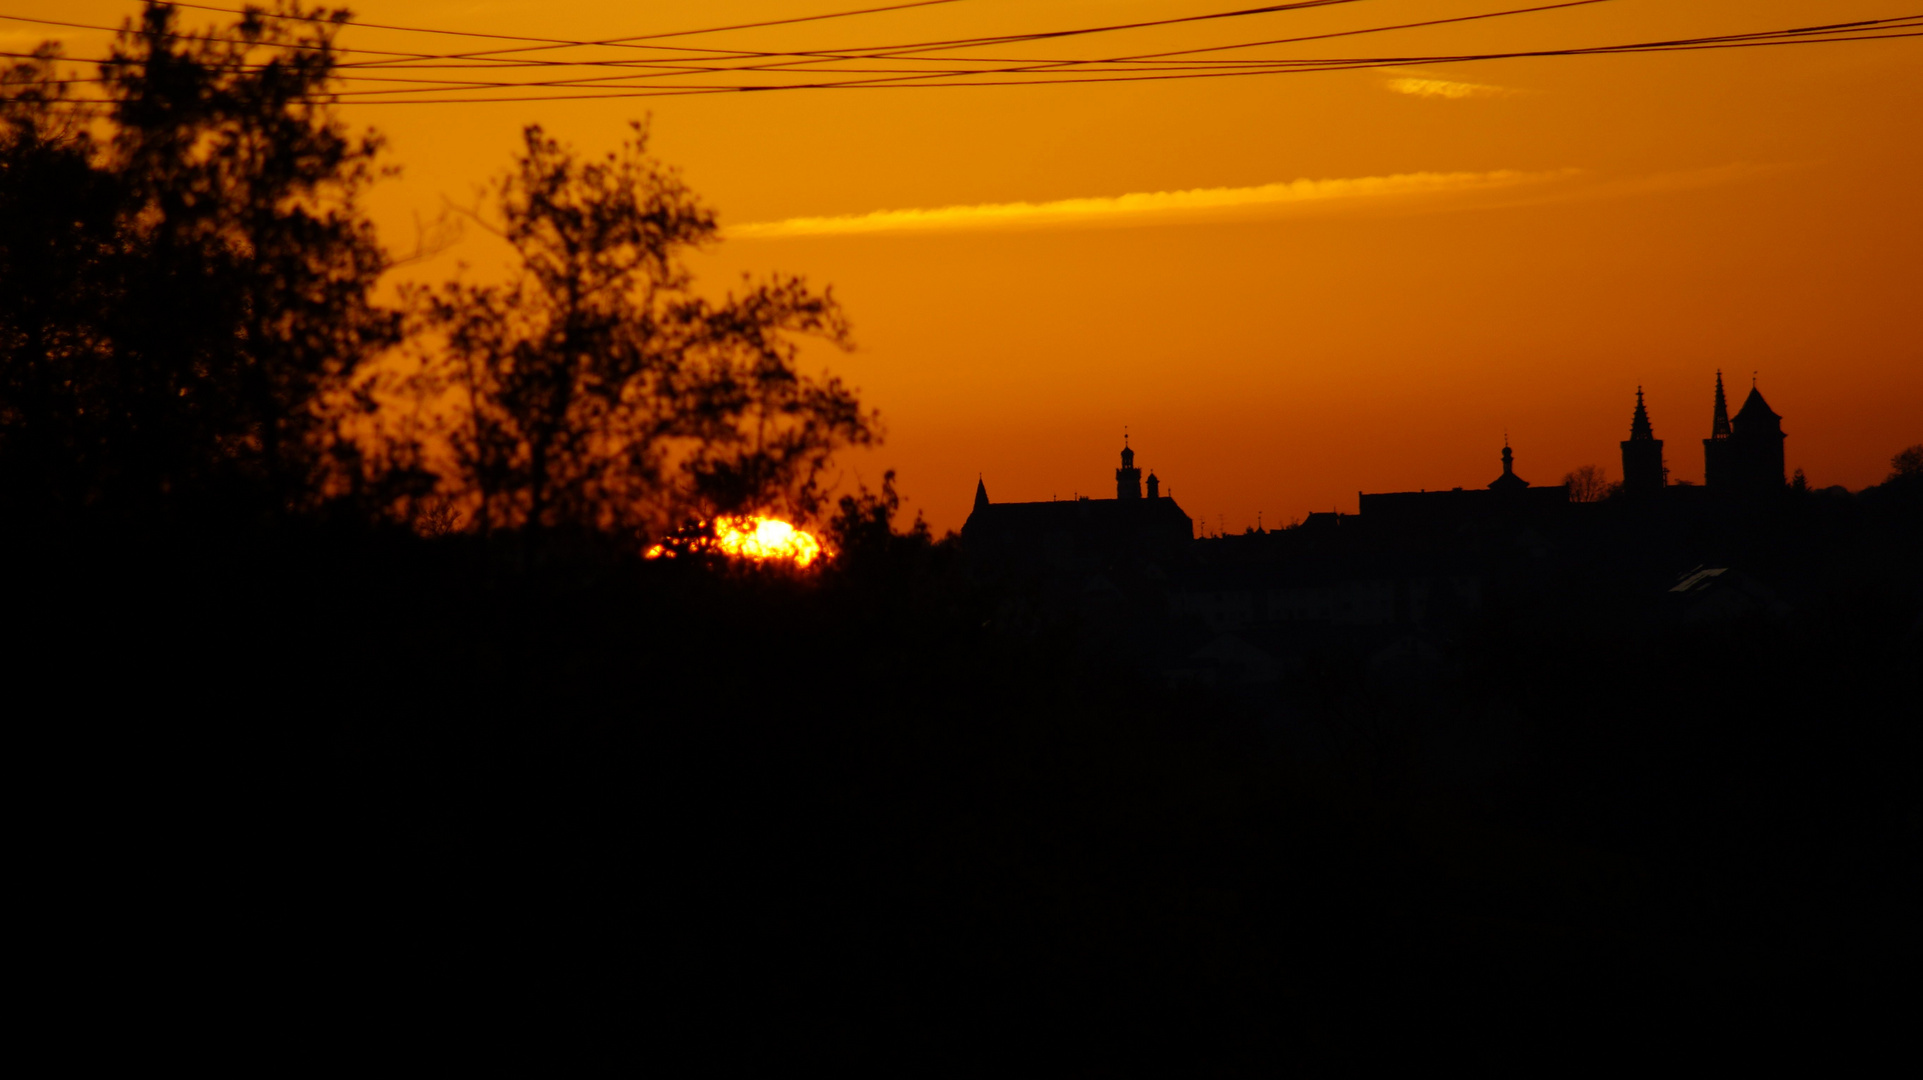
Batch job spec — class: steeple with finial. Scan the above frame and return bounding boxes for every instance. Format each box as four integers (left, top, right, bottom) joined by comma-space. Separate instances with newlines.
1704, 370, 1735, 490
1489, 433, 1530, 493
1621, 385, 1665, 497
1710, 370, 1731, 440
1116, 429, 1142, 500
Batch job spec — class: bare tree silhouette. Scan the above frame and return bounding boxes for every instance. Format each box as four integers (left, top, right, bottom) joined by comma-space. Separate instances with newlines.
1563, 463, 1612, 503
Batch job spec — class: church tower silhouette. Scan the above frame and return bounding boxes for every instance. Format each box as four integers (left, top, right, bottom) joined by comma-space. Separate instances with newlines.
1704, 370, 1734, 490
1704, 372, 1786, 498
1116, 436, 1142, 500
1488, 437, 1529, 494
1621, 386, 1666, 496
1727, 379, 1786, 496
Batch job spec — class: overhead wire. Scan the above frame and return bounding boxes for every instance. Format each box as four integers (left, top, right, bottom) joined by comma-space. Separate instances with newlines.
633, 0, 1622, 91
316, 18, 1923, 102
5, 2, 1919, 106
0, 0, 1618, 86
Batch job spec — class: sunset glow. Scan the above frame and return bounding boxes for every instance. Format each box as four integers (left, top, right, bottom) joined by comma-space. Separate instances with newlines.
18, 0, 1911, 530
646, 516, 824, 568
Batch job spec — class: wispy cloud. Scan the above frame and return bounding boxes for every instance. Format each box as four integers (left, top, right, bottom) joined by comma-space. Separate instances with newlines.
1469, 162, 1795, 215
1384, 76, 1516, 100
728, 169, 1575, 239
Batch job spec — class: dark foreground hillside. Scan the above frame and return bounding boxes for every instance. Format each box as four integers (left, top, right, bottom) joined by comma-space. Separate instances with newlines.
13, 488, 1918, 1066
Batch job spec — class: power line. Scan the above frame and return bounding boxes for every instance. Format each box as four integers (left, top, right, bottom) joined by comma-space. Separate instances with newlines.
9, 4, 1919, 106
0, 11, 443, 59
165, 0, 969, 43
664, 0, 1621, 91
254, 24, 1923, 104
320, 22, 1923, 102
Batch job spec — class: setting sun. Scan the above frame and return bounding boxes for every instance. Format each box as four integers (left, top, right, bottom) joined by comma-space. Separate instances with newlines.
646, 516, 824, 568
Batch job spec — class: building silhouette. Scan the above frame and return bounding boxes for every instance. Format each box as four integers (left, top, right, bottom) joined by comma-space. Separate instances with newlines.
1117, 438, 1142, 499
1620, 386, 1666, 497
1357, 438, 1567, 522
963, 440, 1193, 567
1702, 371, 1786, 498
965, 374, 1794, 572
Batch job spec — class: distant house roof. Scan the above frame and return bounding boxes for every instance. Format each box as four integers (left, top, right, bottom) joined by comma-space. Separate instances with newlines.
1667, 565, 1790, 623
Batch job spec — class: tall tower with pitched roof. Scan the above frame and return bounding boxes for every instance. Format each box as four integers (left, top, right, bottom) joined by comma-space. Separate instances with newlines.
1727, 379, 1786, 496
1704, 372, 1786, 498
1620, 386, 1666, 497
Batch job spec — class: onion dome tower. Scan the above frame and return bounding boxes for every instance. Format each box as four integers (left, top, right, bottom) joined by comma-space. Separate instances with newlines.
1116, 435, 1143, 500
1488, 436, 1530, 494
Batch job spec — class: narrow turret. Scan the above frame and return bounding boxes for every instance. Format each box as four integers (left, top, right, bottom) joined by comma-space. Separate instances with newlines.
1116, 435, 1142, 500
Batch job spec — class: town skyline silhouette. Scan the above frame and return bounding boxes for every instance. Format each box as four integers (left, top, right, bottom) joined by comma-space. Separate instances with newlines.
5, 2, 1916, 1065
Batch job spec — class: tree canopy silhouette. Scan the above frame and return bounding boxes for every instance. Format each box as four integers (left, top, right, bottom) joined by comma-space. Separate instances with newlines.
0, 3, 394, 520
2, 3, 878, 539
413, 124, 877, 539
0, 46, 121, 514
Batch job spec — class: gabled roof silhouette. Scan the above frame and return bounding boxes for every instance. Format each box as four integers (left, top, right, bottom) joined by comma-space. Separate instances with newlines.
1734, 386, 1780, 424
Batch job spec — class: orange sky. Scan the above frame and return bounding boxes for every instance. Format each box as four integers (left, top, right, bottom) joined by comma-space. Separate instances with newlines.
16, 1, 1922, 531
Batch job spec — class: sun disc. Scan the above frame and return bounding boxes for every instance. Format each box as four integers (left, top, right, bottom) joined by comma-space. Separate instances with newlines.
644, 515, 822, 568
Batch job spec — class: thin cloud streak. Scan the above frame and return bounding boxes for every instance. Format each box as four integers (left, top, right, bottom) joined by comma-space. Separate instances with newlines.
728, 169, 1576, 238
1384, 76, 1517, 99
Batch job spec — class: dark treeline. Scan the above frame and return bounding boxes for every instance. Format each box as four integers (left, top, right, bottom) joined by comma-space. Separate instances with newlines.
0, 2, 870, 537
6, 4, 1919, 1065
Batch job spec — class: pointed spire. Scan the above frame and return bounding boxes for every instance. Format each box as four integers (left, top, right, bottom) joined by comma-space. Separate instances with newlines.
1711, 370, 1731, 439
973, 475, 989, 512
1630, 386, 1654, 440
